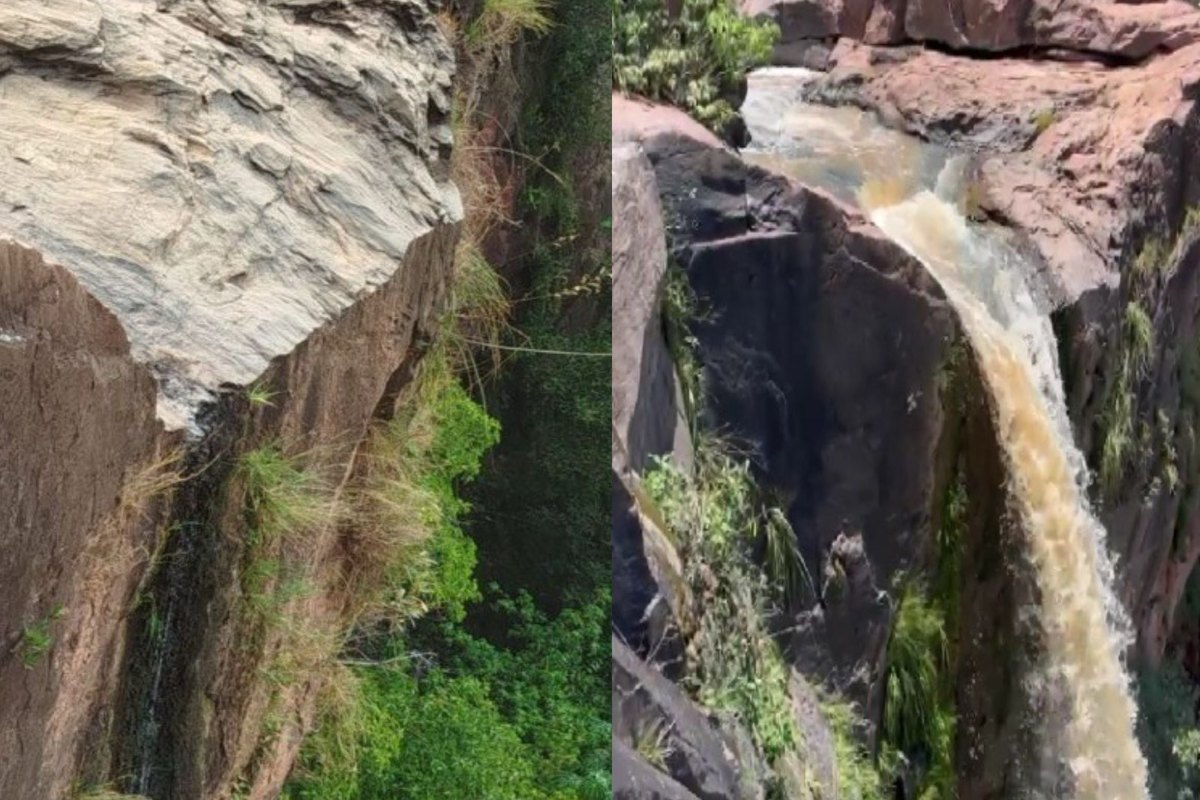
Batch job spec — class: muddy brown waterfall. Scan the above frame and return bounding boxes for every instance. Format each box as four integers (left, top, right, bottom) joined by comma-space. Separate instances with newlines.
744, 74, 1150, 797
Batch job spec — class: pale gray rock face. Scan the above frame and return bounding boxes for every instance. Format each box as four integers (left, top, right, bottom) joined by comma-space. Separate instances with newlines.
0, 0, 460, 433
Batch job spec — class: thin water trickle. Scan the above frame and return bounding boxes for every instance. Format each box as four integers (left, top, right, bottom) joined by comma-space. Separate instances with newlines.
744, 72, 1149, 798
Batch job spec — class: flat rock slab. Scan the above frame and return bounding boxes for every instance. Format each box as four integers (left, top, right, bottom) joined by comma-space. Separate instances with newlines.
0, 0, 460, 432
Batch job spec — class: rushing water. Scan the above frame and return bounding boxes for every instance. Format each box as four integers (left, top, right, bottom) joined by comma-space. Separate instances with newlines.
743, 70, 1149, 798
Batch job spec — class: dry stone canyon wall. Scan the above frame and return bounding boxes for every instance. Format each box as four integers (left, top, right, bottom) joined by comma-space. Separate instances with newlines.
0, 2, 459, 798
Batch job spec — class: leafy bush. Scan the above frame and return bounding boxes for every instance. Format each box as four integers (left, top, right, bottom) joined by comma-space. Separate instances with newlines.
612, 0, 778, 131
288, 592, 610, 800
415, 381, 501, 621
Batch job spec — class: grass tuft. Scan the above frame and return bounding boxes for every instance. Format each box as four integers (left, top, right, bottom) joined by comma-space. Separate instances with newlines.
239, 444, 332, 546
1031, 107, 1055, 135
1134, 235, 1171, 278
762, 506, 814, 609
248, 383, 277, 409
882, 586, 953, 781
822, 699, 886, 800
1099, 301, 1155, 497
118, 448, 184, 518
469, 0, 553, 50
632, 717, 675, 770
15, 604, 65, 669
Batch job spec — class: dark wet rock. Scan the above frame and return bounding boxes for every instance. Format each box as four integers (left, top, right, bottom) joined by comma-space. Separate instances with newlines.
614, 738, 704, 800
614, 96, 959, 724
613, 637, 768, 800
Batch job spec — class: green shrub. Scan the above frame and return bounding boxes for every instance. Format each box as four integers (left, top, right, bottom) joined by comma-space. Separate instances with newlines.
612, 0, 778, 131
289, 592, 610, 800
418, 381, 500, 621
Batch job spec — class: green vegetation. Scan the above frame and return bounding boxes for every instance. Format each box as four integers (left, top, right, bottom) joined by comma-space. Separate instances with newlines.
239, 444, 331, 547
663, 261, 703, 434
1099, 301, 1156, 497
288, 590, 609, 800
643, 445, 799, 764
1031, 107, 1056, 135
16, 604, 65, 669
823, 700, 886, 800
880, 588, 956, 799
247, 383, 276, 408
612, 0, 779, 131
462, 0, 611, 611
283, 0, 610, 795
633, 717, 675, 770
1135, 235, 1172, 278
469, 0, 553, 50
763, 504, 815, 609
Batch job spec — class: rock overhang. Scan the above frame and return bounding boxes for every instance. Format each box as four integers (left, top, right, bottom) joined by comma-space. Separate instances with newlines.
0, 0, 461, 435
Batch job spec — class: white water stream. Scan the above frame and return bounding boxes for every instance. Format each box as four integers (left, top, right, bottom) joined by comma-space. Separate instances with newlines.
743, 70, 1149, 799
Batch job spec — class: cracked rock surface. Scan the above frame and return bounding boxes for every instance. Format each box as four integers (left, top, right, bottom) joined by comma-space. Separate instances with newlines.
0, 0, 459, 433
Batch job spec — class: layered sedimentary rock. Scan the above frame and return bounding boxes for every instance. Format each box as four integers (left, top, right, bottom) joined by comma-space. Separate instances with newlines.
0, 2, 459, 798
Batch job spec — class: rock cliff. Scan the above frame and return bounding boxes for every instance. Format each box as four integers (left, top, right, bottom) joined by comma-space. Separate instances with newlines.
0, 2, 459, 798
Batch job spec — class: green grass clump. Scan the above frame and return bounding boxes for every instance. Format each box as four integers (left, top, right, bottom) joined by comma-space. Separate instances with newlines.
883, 589, 947, 752
247, 382, 276, 408
613, 0, 779, 132
632, 717, 674, 770
662, 262, 703, 435
880, 587, 956, 797
1134, 236, 1171, 278
762, 505, 814, 609
16, 604, 65, 669
239, 444, 331, 545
